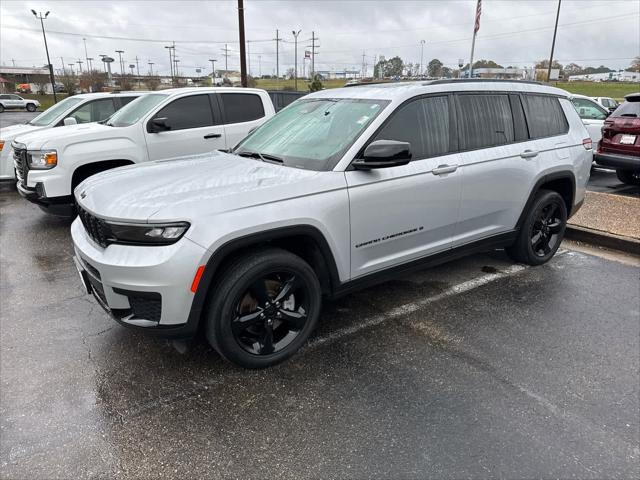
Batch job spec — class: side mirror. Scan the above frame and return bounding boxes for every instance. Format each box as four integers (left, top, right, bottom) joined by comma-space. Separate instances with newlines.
63, 117, 77, 126
352, 140, 412, 170
149, 117, 170, 133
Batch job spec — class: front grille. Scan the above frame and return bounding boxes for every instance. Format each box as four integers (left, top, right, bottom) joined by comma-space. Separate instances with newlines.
78, 206, 112, 248
13, 147, 29, 186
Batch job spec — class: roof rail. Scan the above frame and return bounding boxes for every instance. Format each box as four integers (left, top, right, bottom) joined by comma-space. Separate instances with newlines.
344, 80, 398, 87
425, 78, 543, 86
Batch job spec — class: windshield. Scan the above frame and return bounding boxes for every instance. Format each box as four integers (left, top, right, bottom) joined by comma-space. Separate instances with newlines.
29, 96, 85, 126
106, 94, 167, 127
234, 98, 388, 171
612, 101, 640, 118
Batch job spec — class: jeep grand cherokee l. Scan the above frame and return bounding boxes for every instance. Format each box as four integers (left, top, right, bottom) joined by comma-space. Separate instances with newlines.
71, 80, 592, 368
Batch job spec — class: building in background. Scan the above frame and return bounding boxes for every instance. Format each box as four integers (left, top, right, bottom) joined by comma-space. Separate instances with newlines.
568, 71, 640, 82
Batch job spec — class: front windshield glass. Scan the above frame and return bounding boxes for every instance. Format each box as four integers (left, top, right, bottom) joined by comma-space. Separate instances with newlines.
29, 96, 85, 126
234, 98, 388, 170
106, 93, 167, 127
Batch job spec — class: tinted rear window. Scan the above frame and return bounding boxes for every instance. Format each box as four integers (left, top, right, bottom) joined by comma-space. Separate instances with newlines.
456, 94, 515, 150
220, 93, 265, 124
522, 94, 568, 138
612, 101, 640, 117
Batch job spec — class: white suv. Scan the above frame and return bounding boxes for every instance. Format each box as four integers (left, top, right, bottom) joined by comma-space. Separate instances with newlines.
13, 87, 275, 215
71, 80, 592, 368
0, 94, 40, 112
1, 92, 144, 181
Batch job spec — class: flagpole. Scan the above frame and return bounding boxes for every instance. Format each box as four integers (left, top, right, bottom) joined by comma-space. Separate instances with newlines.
468, 32, 477, 79
468, 0, 481, 78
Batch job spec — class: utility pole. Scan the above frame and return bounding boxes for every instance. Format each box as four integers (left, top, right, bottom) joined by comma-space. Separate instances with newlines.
77, 59, 83, 73
174, 58, 180, 79
209, 58, 217, 84
292, 30, 301, 90
165, 44, 174, 85
31, 10, 57, 103
148, 61, 154, 76
361, 51, 366, 78
60, 57, 65, 75
274, 29, 282, 81
258, 55, 261, 77
115, 50, 125, 76
68, 63, 75, 75
547, 0, 562, 82
86, 57, 93, 71
310, 30, 319, 78
83, 37, 89, 70
419, 39, 425, 76
221, 44, 230, 72
238, 0, 247, 87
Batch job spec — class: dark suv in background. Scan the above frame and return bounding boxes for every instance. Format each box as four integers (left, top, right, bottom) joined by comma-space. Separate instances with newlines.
595, 93, 640, 185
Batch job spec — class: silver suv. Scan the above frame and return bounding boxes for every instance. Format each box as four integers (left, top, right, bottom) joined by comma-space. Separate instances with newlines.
71, 80, 592, 368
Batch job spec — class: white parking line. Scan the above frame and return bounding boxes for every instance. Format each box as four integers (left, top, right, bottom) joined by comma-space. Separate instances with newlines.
307, 262, 529, 350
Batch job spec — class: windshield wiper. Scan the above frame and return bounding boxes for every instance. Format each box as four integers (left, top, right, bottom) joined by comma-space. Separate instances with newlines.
236, 150, 284, 164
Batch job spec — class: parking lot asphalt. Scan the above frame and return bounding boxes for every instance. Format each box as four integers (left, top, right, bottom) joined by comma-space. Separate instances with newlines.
1, 182, 638, 479
0, 111, 39, 129
588, 167, 640, 198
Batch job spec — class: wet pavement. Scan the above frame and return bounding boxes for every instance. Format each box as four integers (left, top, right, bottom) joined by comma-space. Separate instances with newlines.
1, 183, 639, 479
0, 111, 39, 129
588, 167, 640, 199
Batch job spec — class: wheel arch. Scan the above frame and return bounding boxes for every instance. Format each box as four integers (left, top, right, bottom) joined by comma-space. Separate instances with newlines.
516, 171, 576, 230
71, 159, 135, 192
186, 225, 341, 334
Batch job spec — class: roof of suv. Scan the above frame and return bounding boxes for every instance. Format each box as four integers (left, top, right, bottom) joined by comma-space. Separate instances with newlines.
308, 79, 571, 103
70, 91, 148, 100
144, 87, 267, 97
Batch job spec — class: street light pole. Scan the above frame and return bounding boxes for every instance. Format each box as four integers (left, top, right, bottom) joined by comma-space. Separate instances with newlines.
209, 58, 217, 84
419, 40, 425, 77
31, 10, 57, 103
292, 30, 301, 90
115, 50, 125, 76
237, 0, 247, 87
164, 45, 174, 85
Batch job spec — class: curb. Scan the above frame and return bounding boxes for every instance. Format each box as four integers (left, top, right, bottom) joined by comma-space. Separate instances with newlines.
565, 225, 640, 256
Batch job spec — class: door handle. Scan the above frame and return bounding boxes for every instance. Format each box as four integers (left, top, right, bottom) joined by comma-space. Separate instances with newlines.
432, 164, 458, 175
204, 133, 222, 139
520, 150, 539, 159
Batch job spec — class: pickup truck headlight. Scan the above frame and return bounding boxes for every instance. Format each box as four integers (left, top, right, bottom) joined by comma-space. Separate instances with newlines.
107, 222, 190, 245
0, 140, 5, 152
28, 150, 57, 169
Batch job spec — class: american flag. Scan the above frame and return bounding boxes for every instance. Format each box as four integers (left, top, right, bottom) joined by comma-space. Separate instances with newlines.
474, 0, 482, 33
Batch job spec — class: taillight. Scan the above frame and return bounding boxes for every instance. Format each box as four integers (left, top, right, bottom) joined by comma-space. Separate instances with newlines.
582, 138, 592, 150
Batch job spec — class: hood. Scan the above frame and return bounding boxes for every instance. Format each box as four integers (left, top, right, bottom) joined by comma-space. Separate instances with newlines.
1, 123, 42, 141
76, 151, 330, 222
13, 122, 112, 149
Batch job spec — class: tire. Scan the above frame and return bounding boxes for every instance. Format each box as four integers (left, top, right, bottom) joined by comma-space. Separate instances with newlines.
0, 104, 4, 113
205, 248, 322, 368
506, 189, 567, 266
26, 103, 36, 112
616, 169, 640, 186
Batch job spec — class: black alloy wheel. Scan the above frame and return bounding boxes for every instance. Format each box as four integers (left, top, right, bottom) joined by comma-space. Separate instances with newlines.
506, 189, 567, 266
206, 248, 321, 368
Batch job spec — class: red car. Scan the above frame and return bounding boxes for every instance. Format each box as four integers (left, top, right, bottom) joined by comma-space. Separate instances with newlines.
595, 92, 640, 185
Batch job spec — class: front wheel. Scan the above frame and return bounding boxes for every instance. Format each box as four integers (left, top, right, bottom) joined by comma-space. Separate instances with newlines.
26, 103, 36, 112
616, 169, 640, 186
206, 248, 322, 368
506, 189, 567, 266
0, 104, 4, 113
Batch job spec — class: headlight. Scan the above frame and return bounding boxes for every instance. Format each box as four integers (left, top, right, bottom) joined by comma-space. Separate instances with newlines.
0, 140, 5, 152
107, 221, 190, 245
28, 150, 57, 169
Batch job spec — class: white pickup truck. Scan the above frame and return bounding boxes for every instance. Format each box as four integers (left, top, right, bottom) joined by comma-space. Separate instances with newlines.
1, 92, 144, 181
13, 87, 277, 216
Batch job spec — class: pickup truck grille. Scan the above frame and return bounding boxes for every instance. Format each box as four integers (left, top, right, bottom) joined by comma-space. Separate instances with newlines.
13, 147, 29, 187
78, 206, 112, 248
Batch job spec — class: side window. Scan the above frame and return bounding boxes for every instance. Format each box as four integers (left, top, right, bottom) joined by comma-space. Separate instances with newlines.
9, 95, 21, 100
154, 94, 214, 130
69, 99, 116, 123
0, 95, 8, 100
373, 98, 426, 159
571, 98, 607, 120
456, 94, 515, 150
220, 93, 265, 124
522, 94, 569, 139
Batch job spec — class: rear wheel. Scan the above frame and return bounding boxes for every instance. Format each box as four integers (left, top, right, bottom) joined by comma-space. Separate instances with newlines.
616, 169, 640, 186
26, 103, 36, 112
0, 104, 4, 113
205, 248, 322, 368
506, 189, 567, 266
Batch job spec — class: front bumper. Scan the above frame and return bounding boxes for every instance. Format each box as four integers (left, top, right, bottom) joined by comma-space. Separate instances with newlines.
71, 218, 209, 337
16, 181, 75, 216
594, 151, 640, 170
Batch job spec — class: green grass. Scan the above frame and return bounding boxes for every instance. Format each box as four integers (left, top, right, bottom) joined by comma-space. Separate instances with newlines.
19, 93, 68, 111
552, 81, 639, 101
255, 78, 347, 91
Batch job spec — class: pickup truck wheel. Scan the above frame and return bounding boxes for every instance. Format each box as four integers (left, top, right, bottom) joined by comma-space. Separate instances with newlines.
26, 103, 37, 112
206, 248, 322, 368
616, 169, 640, 186
506, 189, 567, 266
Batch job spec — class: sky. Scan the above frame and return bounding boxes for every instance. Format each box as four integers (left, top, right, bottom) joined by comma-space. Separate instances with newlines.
1, 0, 638, 77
